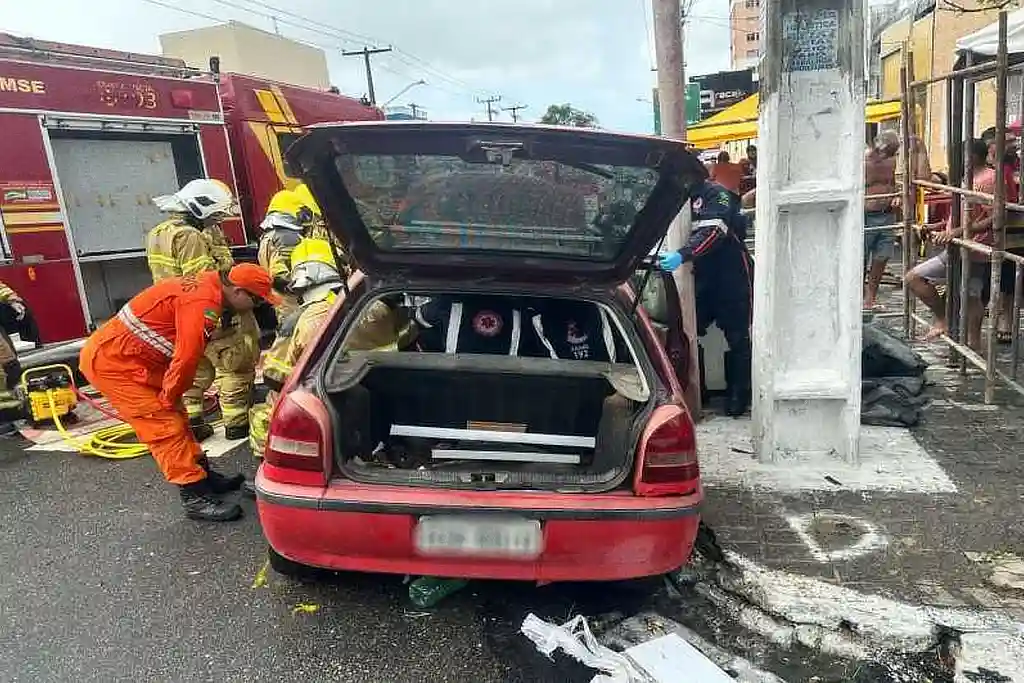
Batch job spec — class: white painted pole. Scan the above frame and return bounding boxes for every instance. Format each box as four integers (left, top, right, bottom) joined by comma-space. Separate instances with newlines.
752, 0, 865, 463
652, 0, 701, 415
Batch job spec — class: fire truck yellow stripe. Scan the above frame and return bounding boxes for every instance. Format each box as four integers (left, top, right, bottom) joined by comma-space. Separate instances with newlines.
2, 203, 60, 212
6, 223, 65, 234
2, 211, 63, 225
248, 122, 291, 188
254, 89, 288, 125
270, 85, 299, 126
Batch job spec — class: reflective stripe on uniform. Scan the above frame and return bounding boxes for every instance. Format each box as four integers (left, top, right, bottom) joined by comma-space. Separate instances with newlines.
117, 305, 174, 358
181, 254, 216, 273
262, 355, 293, 375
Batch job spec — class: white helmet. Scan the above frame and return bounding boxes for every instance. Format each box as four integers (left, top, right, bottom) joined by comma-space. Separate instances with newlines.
153, 179, 237, 221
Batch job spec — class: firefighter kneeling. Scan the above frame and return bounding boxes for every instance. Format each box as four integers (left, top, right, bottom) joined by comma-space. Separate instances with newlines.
249, 238, 413, 458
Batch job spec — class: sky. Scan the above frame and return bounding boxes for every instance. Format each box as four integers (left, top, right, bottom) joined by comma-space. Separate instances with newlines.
1, 0, 733, 134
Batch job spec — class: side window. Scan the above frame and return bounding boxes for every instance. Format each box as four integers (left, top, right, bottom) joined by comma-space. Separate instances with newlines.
632, 270, 690, 390
277, 132, 303, 179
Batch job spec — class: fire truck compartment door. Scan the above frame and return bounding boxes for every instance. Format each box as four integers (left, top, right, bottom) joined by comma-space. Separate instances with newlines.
49, 137, 185, 255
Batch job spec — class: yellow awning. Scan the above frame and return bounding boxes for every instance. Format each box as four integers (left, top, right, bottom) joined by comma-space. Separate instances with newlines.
685, 94, 902, 148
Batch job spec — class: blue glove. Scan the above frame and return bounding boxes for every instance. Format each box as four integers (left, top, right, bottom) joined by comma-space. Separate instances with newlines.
658, 251, 684, 271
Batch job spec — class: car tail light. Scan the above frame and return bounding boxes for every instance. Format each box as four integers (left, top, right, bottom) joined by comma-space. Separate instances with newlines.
265, 393, 324, 473
636, 413, 699, 496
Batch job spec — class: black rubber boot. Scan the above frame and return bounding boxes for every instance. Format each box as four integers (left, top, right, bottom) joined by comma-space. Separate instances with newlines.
198, 455, 244, 494
724, 346, 752, 418
225, 423, 250, 441
242, 478, 257, 500
189, 417, 214, 443
179, 479, 243, 522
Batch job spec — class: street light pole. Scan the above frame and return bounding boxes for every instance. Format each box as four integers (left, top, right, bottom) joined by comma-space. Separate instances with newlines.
652, 0, 700, 414
382, 79, 427, 108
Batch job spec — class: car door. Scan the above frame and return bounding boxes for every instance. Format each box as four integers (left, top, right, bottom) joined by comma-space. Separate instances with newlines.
631, 267, 692, 395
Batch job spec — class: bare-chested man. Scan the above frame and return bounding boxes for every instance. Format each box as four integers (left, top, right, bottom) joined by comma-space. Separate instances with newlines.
863, 131, 930, 310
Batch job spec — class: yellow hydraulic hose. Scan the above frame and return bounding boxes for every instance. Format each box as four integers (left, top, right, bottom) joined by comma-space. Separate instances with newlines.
48, 391, 149, 459
47, 390, 223, 460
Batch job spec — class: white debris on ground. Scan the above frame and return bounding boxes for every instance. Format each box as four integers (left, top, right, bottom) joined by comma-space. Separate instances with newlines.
521, 611, 786, 683
601, 612, 788, 683
965, 552, 1024, 592
708, 552, 1024, 682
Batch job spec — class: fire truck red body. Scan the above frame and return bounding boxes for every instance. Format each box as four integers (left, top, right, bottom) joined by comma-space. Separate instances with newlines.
0, 34, 382, 343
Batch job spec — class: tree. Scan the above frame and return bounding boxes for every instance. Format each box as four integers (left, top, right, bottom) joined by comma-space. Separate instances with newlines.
539, 104, 599, 127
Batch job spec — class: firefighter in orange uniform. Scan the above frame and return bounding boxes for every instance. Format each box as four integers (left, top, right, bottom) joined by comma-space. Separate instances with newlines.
79, 264, 281, 522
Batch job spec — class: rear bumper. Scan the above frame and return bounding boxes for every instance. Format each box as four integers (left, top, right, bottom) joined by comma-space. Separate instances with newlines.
256, 468, 702, 582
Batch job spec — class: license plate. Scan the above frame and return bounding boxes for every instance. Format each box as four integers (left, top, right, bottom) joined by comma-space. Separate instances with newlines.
414, 517, 543, 558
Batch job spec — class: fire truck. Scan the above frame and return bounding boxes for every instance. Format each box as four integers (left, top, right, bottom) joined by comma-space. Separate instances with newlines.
0, 33, 382, 343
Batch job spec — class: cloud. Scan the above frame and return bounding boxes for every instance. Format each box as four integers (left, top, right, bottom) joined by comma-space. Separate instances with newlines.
3, 0, 735, 132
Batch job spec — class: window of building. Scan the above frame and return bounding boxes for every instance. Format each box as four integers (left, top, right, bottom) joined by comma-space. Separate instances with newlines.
746, 49, 759, 58
744, 0, 759, 7
746, 32, 760, 42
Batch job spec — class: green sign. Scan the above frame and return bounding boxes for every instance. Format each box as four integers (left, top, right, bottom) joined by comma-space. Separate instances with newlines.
652, 83, 702, 135
685, 83, 700, 125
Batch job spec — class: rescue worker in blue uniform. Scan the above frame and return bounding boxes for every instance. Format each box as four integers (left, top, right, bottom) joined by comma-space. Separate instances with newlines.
658, 180, 753, 417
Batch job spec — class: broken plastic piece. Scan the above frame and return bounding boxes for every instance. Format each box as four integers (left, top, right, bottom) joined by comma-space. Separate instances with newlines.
520, 613, 647, 683
408, 576, 469, 608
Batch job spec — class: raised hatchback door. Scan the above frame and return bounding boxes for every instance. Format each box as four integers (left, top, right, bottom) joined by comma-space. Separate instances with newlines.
286, 122, 707, 285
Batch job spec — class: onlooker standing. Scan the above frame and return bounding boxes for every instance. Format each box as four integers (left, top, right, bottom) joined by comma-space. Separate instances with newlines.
739, 145, 757, 196
993, 121, 1022, 343
863, 131, 930, 311
709, 150, 744, 197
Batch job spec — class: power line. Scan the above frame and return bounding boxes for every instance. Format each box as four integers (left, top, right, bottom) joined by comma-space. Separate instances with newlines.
137, 0, 483, 103
211, 0, 492, 97
477, 95, 502, 122
501, 103, 528, 123
341, 46, 394, 105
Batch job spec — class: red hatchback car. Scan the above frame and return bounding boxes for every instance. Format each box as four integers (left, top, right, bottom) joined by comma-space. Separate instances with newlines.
256, 122, 708, 582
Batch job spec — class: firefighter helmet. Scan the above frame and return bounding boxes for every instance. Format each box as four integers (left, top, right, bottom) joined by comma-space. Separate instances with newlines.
154, 178, 237, 221
293, 183, 322, 218
266, 189, 305, 218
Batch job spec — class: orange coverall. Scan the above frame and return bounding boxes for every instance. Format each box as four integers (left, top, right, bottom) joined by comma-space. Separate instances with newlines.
80, 272, 224, 485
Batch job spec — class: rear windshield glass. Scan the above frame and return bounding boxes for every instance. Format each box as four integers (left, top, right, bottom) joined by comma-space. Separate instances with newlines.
335, 154, 659, 259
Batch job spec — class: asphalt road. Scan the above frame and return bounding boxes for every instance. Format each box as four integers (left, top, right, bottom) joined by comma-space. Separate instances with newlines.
0, 436, 672, 683
1, 429, 967, 683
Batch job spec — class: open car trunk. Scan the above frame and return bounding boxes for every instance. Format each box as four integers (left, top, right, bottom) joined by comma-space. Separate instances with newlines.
325, 350, 651, 492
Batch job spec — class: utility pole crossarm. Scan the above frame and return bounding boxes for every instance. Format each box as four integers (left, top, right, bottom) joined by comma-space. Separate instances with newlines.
341, 45, 394, 105
501, 103, 528, 123
476, 95, 502, 122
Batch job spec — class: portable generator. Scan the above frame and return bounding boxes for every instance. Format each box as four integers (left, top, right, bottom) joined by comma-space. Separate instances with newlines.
21, 364, 78, 426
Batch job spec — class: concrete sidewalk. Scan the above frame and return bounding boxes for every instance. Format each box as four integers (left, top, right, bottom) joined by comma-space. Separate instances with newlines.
692, 337, 1024, 680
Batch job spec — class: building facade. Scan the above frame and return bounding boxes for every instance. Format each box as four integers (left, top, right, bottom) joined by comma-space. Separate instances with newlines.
729, 0, 762, 70
878, 0, 1021, 170
159, 21, 331, 91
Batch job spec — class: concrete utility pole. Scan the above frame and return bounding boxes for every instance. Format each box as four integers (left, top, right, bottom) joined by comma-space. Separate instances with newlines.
752, 0, 866, 463
502, 103, 528, 122
342, 46, 394, 105
477, 95, 502, 122
652, 0, 700, 414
